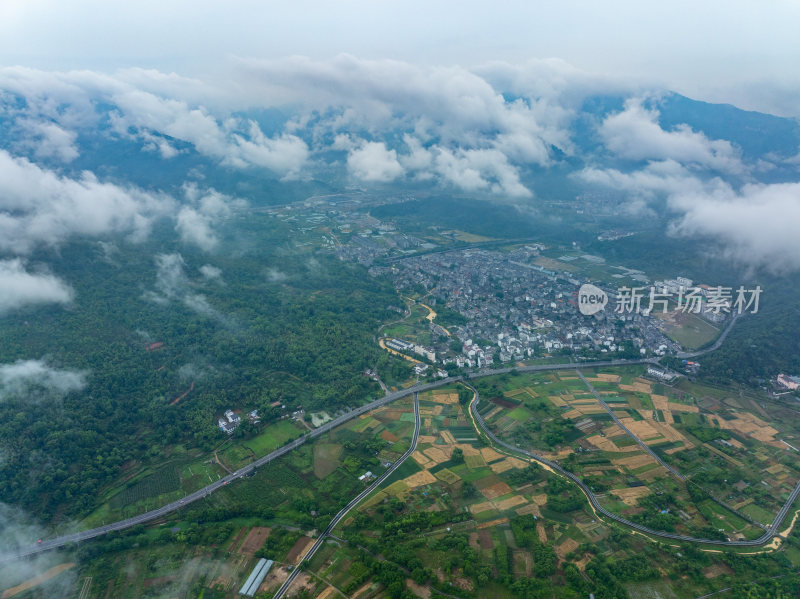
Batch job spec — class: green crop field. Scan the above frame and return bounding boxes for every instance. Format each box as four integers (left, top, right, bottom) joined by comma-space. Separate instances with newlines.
243, 419, 304, 455
109, 467, 180, 509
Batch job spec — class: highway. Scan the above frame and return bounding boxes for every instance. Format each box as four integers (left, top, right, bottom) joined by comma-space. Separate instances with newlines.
273, 392, 421, 599
466, 381, 800, 547
3, 312, 791, 563
0, 359, 664, 563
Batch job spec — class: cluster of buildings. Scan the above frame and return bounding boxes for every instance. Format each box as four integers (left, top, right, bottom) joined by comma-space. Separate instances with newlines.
375, 247, 679, 369
652, 277, 731, 324
218, 409, 259, 434
776, 374, 800, 391
385, 337, 436, 361
646, 365, 678, 382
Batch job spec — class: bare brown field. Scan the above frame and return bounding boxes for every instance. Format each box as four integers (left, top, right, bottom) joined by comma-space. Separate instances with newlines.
610, 486, 652, 506
489, 456, 527, 474
423, 446, 451, 464
468, 532, 481, 550
620, 418, 662, 441
440, 430, 456, 444
480, 481, 513, 500
380, 429, 399, 442
402, 470, 438, 488
537, 521, 548, 543
613, 453, 657, 471
516, 503, 542, 517
470, 501, 494, 514
1, 563, 75, 599
480, 447, 505, 463
239, 527, 271, 555
456, 443, 482, 456
286, 536, 314, 564
556, 537, 580, 558
478, 517, 508, 529
490, 459, 514, 474
412, 451, 431, 467
495, 495, 528, 511
431, 391, 459, 404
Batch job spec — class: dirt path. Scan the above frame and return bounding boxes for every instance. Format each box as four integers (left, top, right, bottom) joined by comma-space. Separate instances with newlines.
1, 563, 75, 598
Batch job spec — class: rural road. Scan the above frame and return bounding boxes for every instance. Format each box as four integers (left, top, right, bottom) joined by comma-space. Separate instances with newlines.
1, 313, 778, 563
273, 392, 421, 599
466, 381, 800, 547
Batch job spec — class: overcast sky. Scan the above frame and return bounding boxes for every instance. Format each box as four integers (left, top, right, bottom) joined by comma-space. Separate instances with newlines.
1, 0, 799, 116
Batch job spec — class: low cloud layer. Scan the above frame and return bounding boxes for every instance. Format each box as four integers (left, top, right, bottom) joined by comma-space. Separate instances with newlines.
1, 58, 798, 275
579, 161, 800, 272
147, 253, 225, 320
599, 98, 744, 174
175, 185, 245, 252
0, 58, 596, 198
0, 259, 74, 314
0, 149, 172, 254
0, 359, 87, 401
669, 182, 800, 273
0, 503, 77, 594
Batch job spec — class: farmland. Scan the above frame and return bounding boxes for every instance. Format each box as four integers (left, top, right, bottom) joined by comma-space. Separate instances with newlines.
471, 366, 800, 541
296, 377, 800, 599
18, 369, 800, 599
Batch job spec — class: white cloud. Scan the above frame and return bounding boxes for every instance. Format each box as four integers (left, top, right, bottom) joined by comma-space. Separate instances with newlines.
0, 149, 173, 254
148, 253, 226, 319
433, 146, 532, 197
232, 122, 309, 177
199, 264, 222, 280
265, 268, 287, 283
579, 159, 800, 272
0, 502, 77, 593
347, 141, 404, 182
0, 359, 87, 400
668, 182, 800, 273
0, 259, 74, 314
599, 98, 745, 173
174, 185, 244, 251
176, 208, 218, 252
577, 160, 713, 199
152, 253, 188, 299
15, 119, 79, 162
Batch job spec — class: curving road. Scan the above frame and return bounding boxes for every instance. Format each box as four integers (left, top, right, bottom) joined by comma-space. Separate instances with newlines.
2, 313, 784, 563
0, 359, 663, 564
676, 313, 740, 359
1, 385, 432, 564
576, 368, 766, 531
273, 392, 421, 599
466, 381, 800, 547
